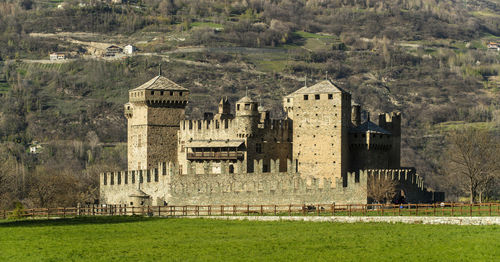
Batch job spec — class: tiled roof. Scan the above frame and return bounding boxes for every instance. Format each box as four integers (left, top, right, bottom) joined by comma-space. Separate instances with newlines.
186, 140, 245, 148
290, 80, 345, 95
131, 75, 189, 91
349, 121, 391, 134
237, 96, 257, 103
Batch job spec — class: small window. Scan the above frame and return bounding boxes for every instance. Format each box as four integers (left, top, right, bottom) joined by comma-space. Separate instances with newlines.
328, 94, 333, 99
147, 171, 151, 182
160, 91, 164, 95
132, 171, 135, 184
315, 94, 320, 100
103, 174, 107, 185
130, 202, 133, 206
180, 92, 183, 96
237, 104, 240, 110
287, 98, 290, 102
244, 104, 250, 110
229, 165, 234, 173
151, 91, 154, 95
304, 95, 308, 100
170, 91, 173, 96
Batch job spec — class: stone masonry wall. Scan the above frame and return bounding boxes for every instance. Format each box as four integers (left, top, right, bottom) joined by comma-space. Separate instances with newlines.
100, 159, 367, 206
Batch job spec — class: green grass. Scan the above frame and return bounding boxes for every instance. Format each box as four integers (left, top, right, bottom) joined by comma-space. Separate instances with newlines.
433, 121, 499, 132
292, 31, 335, 39
0, 217, 499, 261
0, 82, 9, 92
471, 11, 500, 18
190, 22, 224, 29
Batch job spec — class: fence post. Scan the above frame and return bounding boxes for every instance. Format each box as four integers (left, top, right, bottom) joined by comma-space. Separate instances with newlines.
433, 203, 436, 216
415, 204, 418, 216
132, 206, 135, 215
302, 204, 305, 216
381, 204, 384, 216
348, 205, 351, 216
92, 204, 95, 216
247, 205, 250, 216
489, 203, 492, 216
3, 209, 6, 219
260, 205, 263, 215
158, 206, 161, 217
47, 208, 50, 219
470, 204, 472, 217
233, 205, 236, 216
333, 203, 335, 216
289, 205, 292, 216
451, 203, 454, 216
208, 205, 211, 216
63, 207, 66, 218
316, 204, 320, 216
274, 205, 277, 216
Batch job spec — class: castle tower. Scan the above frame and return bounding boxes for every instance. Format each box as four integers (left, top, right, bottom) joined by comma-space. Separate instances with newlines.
235, 95, 259, 136
351, 104, 361, 127
214, 96, 233, 120
378, 112, 401, 168
285, 80, 351, 181
125, 74, 189, 170
234, 95, 260, 171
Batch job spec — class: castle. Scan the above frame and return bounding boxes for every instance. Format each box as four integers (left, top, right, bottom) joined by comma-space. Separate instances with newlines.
100, 73, 443, 207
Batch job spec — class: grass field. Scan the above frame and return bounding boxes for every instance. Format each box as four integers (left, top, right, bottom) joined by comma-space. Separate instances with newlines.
0, 217, 499, 261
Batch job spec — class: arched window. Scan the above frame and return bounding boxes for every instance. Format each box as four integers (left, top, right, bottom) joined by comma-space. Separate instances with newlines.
229, 164, 234, 174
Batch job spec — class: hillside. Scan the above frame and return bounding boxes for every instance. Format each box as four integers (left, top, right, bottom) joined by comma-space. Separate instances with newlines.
0, 0, 499, 208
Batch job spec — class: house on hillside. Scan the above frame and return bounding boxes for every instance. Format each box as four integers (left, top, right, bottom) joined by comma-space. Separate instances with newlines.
487, 42, 499, 51
49, 52, 66, 60
105, 45, 123, 57
124, 45, 137, 55
29, 142, 43, 154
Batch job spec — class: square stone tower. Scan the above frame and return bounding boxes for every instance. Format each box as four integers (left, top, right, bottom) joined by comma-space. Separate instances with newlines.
284, 80, 351, 181
125, 74, 189, 170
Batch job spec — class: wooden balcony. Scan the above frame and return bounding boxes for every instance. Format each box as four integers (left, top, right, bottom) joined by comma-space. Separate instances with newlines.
187, 151, 244, 160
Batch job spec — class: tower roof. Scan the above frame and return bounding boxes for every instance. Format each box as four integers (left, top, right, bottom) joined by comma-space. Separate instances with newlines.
131, 75, 188, 91
237, 95, 257, 103
290, 80, 346, 95
349, 121, 391, 135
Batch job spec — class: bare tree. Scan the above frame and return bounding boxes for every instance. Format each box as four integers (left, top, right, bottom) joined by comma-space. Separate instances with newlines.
444, 128, 500, 203
367, 175, 397, 204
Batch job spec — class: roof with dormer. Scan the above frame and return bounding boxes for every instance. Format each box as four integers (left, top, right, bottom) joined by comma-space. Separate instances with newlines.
349, 121, 391, 135
131, 75, 189, 91
290, 80, 345, 95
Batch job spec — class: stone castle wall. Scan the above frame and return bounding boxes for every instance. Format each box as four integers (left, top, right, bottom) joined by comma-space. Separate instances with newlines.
100, 160, 439, 206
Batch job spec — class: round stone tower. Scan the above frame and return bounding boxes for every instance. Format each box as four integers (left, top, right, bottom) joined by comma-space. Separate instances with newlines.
235, 95, 259, 137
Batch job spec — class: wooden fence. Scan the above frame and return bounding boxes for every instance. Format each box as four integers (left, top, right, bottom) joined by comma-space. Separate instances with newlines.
2, 203, 500, 219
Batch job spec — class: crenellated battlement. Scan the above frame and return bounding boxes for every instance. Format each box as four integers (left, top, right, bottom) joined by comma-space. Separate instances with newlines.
365, 168, 425, 190
181, 119, 235, 131
100, 160, 438, 206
